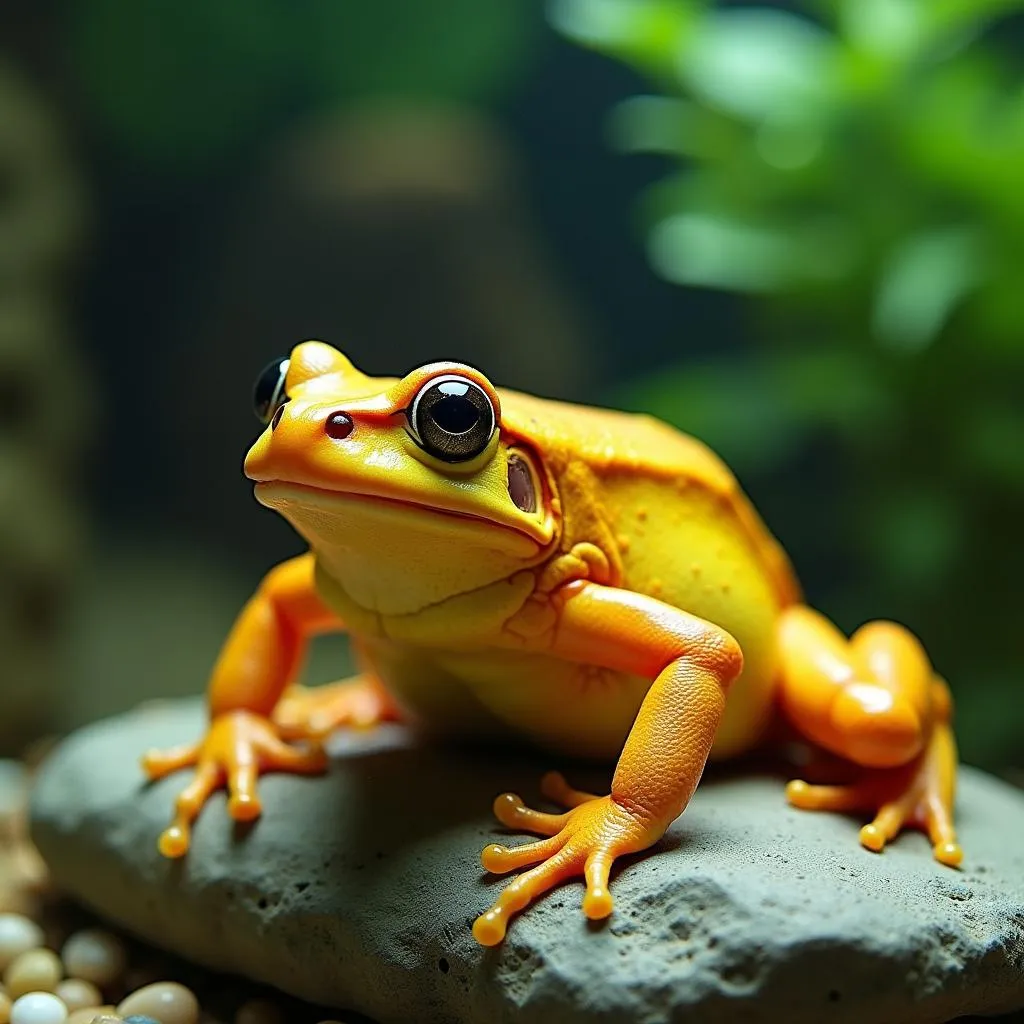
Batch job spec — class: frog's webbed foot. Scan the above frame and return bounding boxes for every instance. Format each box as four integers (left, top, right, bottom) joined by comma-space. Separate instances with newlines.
272, 675, 399, 740
142, 710, 327, 857
786, 721, 962, 867
473, 771, 662, 946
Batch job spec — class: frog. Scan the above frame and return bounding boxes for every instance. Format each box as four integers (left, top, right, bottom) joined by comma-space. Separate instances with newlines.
142, 341, 962, 946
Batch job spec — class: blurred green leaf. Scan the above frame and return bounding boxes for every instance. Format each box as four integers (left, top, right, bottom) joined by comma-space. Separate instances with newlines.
648, 212, 801, 291
838, 0, 928, 60
872, 227, 983, 351
606, 96, 706, 156
925, 0, 1024, 37
548, 0, 704, 78
754, 108, 826, 170
682, 9, 837, 120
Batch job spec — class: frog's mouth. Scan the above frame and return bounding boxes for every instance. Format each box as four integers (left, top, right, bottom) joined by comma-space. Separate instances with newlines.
253, 480, 550, 558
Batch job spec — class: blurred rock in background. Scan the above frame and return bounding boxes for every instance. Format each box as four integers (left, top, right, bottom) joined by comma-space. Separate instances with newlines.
0, 60, 90, 754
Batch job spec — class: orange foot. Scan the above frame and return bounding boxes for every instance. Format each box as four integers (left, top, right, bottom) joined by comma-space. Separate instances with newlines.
473, 771, 663, 946
272, 676, 399, 740
141, 710, 327, 857
786, 721, 962, 867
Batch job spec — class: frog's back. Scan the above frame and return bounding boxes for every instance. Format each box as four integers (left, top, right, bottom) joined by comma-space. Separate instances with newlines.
501, 387, 800, 757
499, 387, 800, 608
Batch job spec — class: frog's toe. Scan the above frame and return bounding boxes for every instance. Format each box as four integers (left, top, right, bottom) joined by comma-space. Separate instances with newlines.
158, 760, 223, 858
492, 792, 569, 835
785, 778, 874, 812
475, 793, 662, 944
141, 741, 201, 781
858, 799, 912, 853
923, 793, 963, 867
540, 770, 600, 808
787, 722, 963, 868
473, 849, 578, 946
582, 850, 615, 919
480, 834, 565, 873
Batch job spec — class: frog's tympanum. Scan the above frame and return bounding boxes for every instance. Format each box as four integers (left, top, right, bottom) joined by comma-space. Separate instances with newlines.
143, 342, 962, 945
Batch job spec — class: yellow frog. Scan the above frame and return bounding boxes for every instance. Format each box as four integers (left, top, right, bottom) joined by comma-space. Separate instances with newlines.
143, 341, 962, 946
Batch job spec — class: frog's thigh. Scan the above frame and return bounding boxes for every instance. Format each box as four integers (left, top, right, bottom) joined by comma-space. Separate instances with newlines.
776, 606, 930, 767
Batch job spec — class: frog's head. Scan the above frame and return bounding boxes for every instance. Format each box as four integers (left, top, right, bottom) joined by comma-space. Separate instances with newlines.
244, 341, 557, 615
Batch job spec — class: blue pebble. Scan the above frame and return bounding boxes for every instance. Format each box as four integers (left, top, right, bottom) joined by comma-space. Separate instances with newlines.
123, 1017, 162, 1024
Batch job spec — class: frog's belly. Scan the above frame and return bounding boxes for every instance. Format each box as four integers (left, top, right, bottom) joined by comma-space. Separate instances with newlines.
359, 638, 774, 762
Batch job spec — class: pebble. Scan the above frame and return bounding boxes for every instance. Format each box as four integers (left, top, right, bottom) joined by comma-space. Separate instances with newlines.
0, 917, 46, 972
52, 981, 101, 1014
233, 1000, 283, 1024
116, 983, 198, 1024
65, 1009, 116, 1024
0, 763, 27, 820
4, 949, 62, 1000
123, 1016, 161, 1024
60, 933, 125, 990
0, 989, 10, 1024
8, 992, 67, 1024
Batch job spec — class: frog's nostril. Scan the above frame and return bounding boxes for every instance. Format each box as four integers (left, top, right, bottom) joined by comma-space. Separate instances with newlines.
270, 404, 286, 431
325, 411, 354, 440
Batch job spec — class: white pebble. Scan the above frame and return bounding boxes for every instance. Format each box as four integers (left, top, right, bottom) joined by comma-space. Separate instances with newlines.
60, 932, 126, 989
53, 980, 101, 1013
0, 916, 45, 972
9, 992, 68, 1024
4, 949, 63, 1000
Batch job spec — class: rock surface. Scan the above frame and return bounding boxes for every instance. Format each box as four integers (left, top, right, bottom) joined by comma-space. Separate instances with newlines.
29, 700, 1024, 1024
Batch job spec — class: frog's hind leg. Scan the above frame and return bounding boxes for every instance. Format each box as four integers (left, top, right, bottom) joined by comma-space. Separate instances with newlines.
777, 607, 961, 867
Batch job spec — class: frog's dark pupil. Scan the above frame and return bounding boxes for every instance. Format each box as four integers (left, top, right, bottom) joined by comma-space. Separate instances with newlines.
431, 394, 479, 434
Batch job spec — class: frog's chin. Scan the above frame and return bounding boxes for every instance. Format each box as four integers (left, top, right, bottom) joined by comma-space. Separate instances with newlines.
253, 480, 546, 560
254, 480, 549, 617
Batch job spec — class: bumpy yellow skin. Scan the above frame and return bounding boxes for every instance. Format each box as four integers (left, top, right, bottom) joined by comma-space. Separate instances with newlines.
143, 342, 962, 946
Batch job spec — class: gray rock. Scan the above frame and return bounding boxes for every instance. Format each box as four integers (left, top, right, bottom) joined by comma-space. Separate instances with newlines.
29, 699, 1024, 1024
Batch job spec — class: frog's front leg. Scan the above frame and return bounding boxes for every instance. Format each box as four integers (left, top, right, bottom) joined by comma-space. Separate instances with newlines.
472, 582, 743, 946
142, 553, 342, 856
777, 606, 962, 867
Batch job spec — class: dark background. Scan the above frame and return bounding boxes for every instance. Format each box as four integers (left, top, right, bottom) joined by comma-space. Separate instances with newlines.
0, 0, 1020, 781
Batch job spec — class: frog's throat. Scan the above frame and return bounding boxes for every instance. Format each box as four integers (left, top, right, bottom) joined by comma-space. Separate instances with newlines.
254, 481, 549, 618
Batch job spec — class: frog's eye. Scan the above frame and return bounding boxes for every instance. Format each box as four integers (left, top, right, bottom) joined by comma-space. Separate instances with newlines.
408, 374, 496, 463
507, 453, 537, 513
253, 356, 290, 425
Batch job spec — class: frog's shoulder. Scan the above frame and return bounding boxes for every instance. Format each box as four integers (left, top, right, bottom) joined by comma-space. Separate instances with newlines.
499, 387, 802, 606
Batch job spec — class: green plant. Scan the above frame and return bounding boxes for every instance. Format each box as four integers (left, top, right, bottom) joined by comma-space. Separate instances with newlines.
552, 0, 1024, 768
